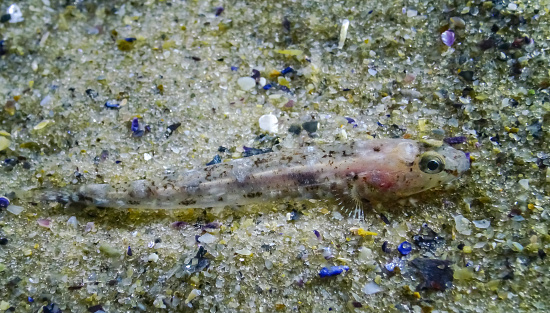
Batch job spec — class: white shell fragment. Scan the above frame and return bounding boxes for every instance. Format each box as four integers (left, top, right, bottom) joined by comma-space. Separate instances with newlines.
185, 289, 201, 305
237, 77, 256, 91
363, 282, 383, 295
338, 19, 349, 49
258, 113, 278, 133
7, 4, 24, 23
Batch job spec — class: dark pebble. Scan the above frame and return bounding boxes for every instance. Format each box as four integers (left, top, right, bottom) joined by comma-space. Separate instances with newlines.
281, 66, 294, 75
282, 17, 291, 32
381, 241, 391, 253
539, 249, 547, 259
124, 37, 137, 42
214, 7, 224, 16
242, 147, 272, 157
351, 301, 362, 308
443, 136, 467, 145
498, 42, 511, 50
43, 303, 62, 313
0, 14, 10, 23
0, 237, 8, 245
206, 154, 222, 166
251, 69, 261, 82
104, 101, 120, 109
87, 304, 104, 313
478, 38, 495, 50
302, 121, 319, 133
410, 258, 453, 291
218, 146, 228, 152
458, 71, 474, 82
457, 243, 465, 250
165, 122, 181, 137
85, 89, 98, 99
288, 124, 302, 135
127, 246, 132, 256
491, 24, 499, 32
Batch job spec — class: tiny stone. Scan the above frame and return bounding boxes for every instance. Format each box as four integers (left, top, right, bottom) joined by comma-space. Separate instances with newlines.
198, 233, 217, 244
450, 16, 465, 27
363, 282, 382, 295
459, 71, 474, 82
406, 9, 418, 17
0, 196, 10, 208
67, 216, 78, 228
454, 215, 472, 235
0, 238, 8, 245
0, 14, 10, 23
259, 114, 278, 133
6, 205, 23, 215
0, 137, 10, 151
519, 179, 529, 189
302, 121, 319, 133
237, 77, 256, 91
473, 219, 490, 229
7, 4, 23, 23
148, 253, 159, 262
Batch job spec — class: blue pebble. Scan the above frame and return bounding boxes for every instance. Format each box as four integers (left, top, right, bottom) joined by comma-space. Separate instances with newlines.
319, 265, 349, 278
0, 196, 9, 208
398, 241, 412, 255
127, 246, 133, 256
263, 84, 272, 90
385, 263, 396, 272
279, 86, 291, 93
281, 66, 294, 75
125, 37, 137, 42
131, 118, 140, 132
231, 66, 239, 71
28, 297, 34, 303
104, 101, 120, 109
206, 154, 222, 166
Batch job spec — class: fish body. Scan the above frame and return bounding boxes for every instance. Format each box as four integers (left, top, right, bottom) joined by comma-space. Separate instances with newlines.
51, 139, 469, 210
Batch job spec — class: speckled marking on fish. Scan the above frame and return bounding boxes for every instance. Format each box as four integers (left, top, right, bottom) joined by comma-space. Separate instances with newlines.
46, 139, 470, 214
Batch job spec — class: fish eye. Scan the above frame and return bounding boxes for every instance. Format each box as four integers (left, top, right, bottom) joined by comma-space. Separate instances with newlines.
419, 153, 445, 174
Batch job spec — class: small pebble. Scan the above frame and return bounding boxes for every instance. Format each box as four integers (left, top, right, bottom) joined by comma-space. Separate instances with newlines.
473, 219, 491, 229
262, 84, 272, 90
363, 282, 382, 295
0, 137, 10, 151
7, 4, 23, 23
519, 179, 529, 190
441, 30, 455, 47
6, 205, 23, 215
0, 196, 10, 208
198, 233, 217, 244
397, 241, 412, 255
37, 218, 52, 228
0, 238, 8, 245
67, 216, 78, 228
302, 121, 319, 133
450, 16, 465, 28
148, 253, 159, 262
319, 265, 349, 277
131, 118, 139, 132
459, 70, 474, 82
185, 289, 201, 304
127, 246, 133, 256
206, 155, 222, 166
338, 19, 349, 49
258, 114, 278, 133
237, 77, 256, 91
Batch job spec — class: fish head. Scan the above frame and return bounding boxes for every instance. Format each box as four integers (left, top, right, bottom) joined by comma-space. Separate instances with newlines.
354, 140, 470, 200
